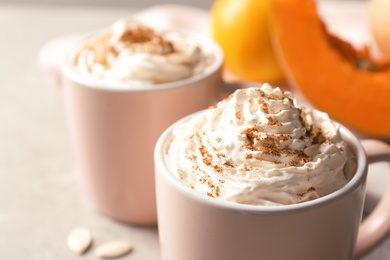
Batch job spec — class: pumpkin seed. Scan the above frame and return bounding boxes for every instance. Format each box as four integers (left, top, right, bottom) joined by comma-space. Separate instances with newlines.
67, 226, 92, 255
94, 240, 133, 258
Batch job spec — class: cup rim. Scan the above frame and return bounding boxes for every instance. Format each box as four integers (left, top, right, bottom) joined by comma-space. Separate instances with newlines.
154, 110, 368, 214
61, 27, 224, 93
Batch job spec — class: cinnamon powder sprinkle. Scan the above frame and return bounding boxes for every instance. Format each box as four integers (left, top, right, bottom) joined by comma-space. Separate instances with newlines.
244, 164, 253, 171
198, 144, 223, 173
259, 139, 281, 157
117, 25, 175, 55
297, 187, 317, 198
119, 26, 155, 43
200, 174, 223, 198
199, 145, 212, 167
312, 129, 326, 145
259, 101, 269, 113
240, 121, 321, 166
241, 127, 259, 147
267, 117, 282, 126
224, 161, 234, 167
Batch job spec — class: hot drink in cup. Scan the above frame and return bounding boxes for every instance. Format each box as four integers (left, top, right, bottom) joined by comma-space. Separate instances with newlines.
155, 84, 390, 259
61, 18, 224, 224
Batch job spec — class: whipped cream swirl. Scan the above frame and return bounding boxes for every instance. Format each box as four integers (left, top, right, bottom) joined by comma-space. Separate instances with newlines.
70, 19, 212, 88
165, 84, 356, 206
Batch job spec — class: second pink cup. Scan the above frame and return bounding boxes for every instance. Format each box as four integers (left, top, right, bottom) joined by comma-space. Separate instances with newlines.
60, 29, 225, 225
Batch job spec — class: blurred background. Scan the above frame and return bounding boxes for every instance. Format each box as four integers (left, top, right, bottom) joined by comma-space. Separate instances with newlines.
0, 0, 214, 8
0, 0, 365, 7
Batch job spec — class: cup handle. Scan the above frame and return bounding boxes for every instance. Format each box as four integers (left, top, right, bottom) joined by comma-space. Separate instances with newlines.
355, 139, 390, 259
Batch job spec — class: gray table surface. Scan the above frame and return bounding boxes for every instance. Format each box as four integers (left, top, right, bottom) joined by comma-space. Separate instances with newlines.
0, 2, 389, 260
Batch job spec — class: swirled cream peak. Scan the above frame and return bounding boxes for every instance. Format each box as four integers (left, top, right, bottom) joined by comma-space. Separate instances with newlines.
70, 19, 212, 87
165, 84, 356, 206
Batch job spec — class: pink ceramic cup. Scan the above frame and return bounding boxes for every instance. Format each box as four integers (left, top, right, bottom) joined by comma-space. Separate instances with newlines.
155, 111, 390, 259
60, 30, 225, 225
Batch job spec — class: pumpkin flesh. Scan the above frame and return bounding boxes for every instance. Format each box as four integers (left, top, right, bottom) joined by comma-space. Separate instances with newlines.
272, 0, 390, 137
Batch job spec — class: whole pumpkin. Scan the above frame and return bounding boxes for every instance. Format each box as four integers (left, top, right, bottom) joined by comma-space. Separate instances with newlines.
211, 0, 285, 83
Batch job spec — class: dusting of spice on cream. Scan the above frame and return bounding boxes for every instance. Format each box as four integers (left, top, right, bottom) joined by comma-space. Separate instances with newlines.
165, 84, 356, 206
70, 19, 213, 88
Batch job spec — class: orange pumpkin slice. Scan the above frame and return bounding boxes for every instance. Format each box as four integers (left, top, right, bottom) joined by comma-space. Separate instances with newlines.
271, 0, 390, 137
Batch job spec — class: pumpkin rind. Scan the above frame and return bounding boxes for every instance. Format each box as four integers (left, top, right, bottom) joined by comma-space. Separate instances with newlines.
271, 0, 390, 137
